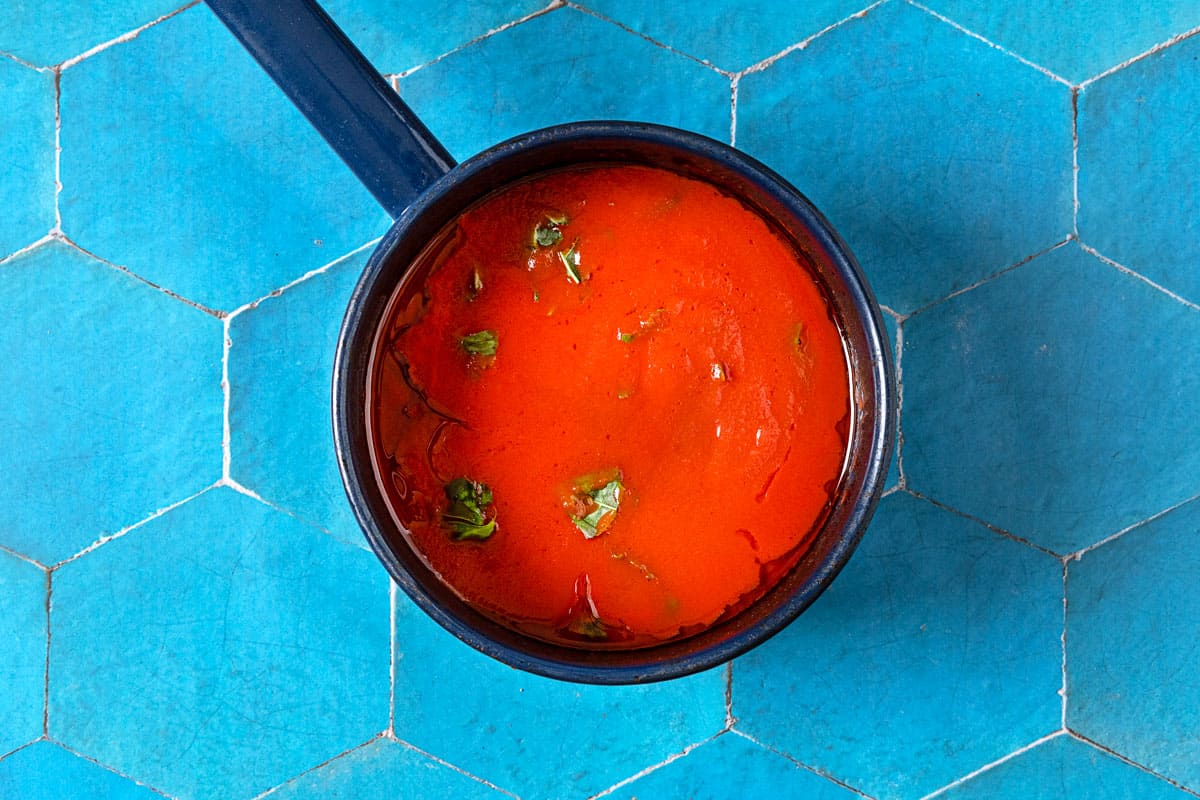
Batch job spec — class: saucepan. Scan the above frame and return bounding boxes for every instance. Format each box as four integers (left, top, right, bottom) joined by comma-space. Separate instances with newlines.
206, 0, 895, 684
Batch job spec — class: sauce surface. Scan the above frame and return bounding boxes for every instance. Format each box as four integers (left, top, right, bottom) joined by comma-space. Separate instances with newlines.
370, 164, 850, 649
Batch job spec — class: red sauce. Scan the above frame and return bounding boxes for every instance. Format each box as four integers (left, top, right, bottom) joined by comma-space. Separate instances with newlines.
369, 164, 850, 649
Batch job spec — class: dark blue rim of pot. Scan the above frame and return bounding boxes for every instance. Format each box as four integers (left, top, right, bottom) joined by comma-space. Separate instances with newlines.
206, 0, 895, 684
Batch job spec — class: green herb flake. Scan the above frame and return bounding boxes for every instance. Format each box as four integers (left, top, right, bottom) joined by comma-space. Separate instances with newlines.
443, 477, 497, 541
533, 214, 568, 248
571, 476, 623, 538
559, 240, 582, 284
458, 329, 498, 356
618, 331, 635, 343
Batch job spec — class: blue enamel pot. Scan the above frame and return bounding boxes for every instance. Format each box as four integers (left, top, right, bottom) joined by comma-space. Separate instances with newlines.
206, 0, 895, 684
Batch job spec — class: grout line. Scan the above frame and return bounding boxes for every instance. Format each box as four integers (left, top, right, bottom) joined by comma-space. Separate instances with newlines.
1078, 243, 1200, 312
58, 1, 200, 71
392, 737, 524, 799
215, 476, 351, 546
588, 732, 722, 799
729, 76, 739, 147
730, 730, 878, 799
1078, 24, 1200, 88
398, 0, 564, 78
0, 234, 56, 266
1059, 559, 1068, 729
51, 739, 180, 799
736, 0, 889, 78
60, 236, 226, 318
0, 739, 40, 764
388, 580, 397, 737
1070, 87, 1080, 237
905, 237, 1074, 319
250, 735, 385, 799
0, 50, 47, 71
906, 0, 1072, 87
919, 730, 1065, 799
227, 238, 379, 318
567, 2, 733, 77
724, 661, 735, 728
903, 489, 1063, 559
0, 541, 49, 570
221, 317, 232, 483
52, 68, 63, 236
1066, 491, 1200, 561
53, 485, 215, 569
42, 569, 52, 738
1067, 732, 1200, 799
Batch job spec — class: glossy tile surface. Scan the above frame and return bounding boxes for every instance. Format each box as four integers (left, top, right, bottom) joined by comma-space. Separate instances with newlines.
903, 244, 1200, 555
1067, 497, 1200, 790
937, 735, 1194, 800
58, 5, 389, 312
0, 241, 220, 565
5, 2, 1200, 798
735, 492, 1062, 799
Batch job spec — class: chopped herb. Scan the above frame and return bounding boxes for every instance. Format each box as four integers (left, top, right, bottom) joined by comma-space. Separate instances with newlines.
618, 332, 635, 343
458, 330, 498, 356
618, 308, 667, 342
443, 477, 497, 540
570, 475, 623, 538
568, 616, 607, 639
533, 290, 540, 303
559, 240, 582, 284
533, 214, 567, 248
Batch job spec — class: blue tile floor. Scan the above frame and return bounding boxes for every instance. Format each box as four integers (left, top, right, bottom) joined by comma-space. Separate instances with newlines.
2, 2, 1199, 798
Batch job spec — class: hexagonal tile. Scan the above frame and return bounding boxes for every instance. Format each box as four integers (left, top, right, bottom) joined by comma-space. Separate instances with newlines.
0, 59, 54, 258
1078, 31, 1200, 306
922, 0, 1200, 84
322, 0, 548, 75
392, 594, 726, 799
1067, 496, 1200, 790
903, 244, 1200, 555
398, 6, 731, 161
0, 241, 220, 565
733, 492, 1062, 800
58, 4, 390, 313
0, 741, 162, 799
49, 488, 391, 800
737, 0, 1073, 315
585, 0, 872, 72
0, 2, 182, 68
0, 550, 44, 756
935, 734, 1192, 799
228, 247, 368, 546
607, 732, 861, 799
268, 738, 508, 800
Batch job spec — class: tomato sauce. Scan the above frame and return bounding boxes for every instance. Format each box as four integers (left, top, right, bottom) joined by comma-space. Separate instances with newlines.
369, 164, 850, 649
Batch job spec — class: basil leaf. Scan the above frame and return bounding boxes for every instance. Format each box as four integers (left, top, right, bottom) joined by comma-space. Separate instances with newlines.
459, 330, 498, 356
443, 477, 497, 541
571, 476, 623, 538
559, 240, 582, 284
533, 214, 567, 248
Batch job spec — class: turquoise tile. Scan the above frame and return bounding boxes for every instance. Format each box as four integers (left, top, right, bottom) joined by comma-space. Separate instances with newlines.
903, 244, 1200, 554
392, 595, 726, 799
0, 241, 220, 565
58, 5, 390, 313
228, 247, 368, 546
0, 741, 161, 799
49, 488, 391, 800
608, 733, 861, 800
0, 60, 54, 257
738, 1, 1073, 315
923, 0, 1200, 83
733, 493, 1062, 800
0, 551, 44, 755
1078, 33, 1200, 306
269, 738, 507, 800
398, 6, 731, 161
322, 0, 547, 75
586, 0, 871, 71
0, 1, 182, 68
937, 735, 1192, 800
1067, 497, 1200, 790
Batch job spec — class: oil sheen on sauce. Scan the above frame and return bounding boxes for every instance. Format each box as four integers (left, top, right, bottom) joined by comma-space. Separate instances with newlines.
369, 164, 851, 650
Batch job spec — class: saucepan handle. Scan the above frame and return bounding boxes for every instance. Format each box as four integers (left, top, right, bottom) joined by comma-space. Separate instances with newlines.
205, 0, 457, 219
